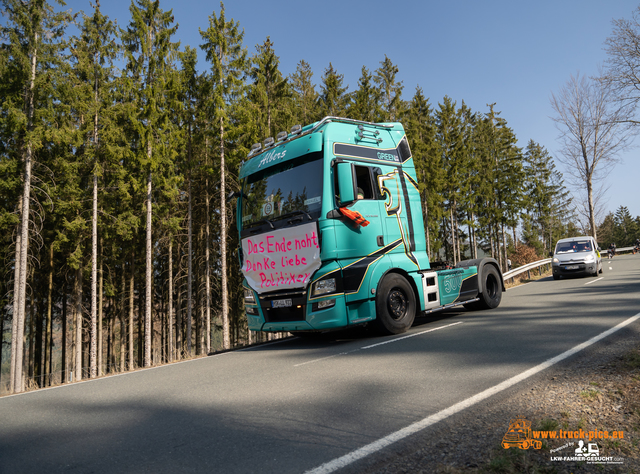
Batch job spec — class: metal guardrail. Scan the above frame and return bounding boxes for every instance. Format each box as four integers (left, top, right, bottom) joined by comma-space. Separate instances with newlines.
503, 258, 552, 280
613, 246, 635, 255
502, 246, 638, 281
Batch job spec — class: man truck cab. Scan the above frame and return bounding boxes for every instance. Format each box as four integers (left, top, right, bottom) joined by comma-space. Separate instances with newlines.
236, 117, 504, 335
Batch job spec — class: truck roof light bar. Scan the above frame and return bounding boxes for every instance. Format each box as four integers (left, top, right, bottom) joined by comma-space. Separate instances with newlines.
276, 131, 288, 142
290, 124, 302, 135
263, 137, 275, 148
248, 142, 262, 157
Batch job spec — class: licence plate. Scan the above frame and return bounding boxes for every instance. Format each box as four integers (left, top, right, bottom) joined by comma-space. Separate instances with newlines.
565, 265, 579, 270
271, 299, 292, 308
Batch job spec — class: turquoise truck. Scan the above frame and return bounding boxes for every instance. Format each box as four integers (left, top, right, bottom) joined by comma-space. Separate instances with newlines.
234, 116, 504, 336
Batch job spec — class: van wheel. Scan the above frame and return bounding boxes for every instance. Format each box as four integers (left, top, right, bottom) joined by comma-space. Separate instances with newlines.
466, 265, 502, 310
374, 274, 416, 335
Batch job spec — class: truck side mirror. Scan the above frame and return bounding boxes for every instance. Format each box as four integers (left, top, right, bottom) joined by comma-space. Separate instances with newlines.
336, 162, 356, 206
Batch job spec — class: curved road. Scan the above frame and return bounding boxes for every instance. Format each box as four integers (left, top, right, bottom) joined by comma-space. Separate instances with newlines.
1, 255, 639, 473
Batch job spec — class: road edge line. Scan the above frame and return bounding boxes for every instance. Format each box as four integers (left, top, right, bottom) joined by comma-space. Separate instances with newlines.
305, 312, 640, 474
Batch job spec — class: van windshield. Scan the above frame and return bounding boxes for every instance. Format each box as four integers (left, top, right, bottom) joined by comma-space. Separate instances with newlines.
555, 240, 593, 253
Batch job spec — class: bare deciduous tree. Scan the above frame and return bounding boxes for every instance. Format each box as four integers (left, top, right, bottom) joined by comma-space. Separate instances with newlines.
604, 6, 640, 118
550, 73, 634, 242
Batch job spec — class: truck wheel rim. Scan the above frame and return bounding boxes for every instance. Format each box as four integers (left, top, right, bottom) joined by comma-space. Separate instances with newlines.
388, 289, 408, 320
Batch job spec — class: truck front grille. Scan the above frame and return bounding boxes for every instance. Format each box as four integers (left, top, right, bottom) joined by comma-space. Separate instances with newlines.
259, 291, 307, 323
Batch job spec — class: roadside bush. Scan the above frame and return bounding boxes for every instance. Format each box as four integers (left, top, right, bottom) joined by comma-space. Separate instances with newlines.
509, 245, 540, 268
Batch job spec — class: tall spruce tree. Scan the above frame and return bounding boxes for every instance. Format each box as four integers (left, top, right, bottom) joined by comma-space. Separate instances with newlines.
318, 63, 349, 117
349, 65, 379, 122
404, 86, 442, 258
374, 55, 403, 122
121, 0, 179, 366
70, 0, 118, 378
289, 59, 319, 125
248, 37, 290, 139
199, 1, 247, 350
1, 0, 70, 393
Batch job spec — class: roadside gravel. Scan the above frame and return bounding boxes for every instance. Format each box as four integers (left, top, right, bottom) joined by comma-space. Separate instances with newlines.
348, 316, 640, 473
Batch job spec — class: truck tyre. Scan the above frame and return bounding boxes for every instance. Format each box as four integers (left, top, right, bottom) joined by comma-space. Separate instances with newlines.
465, 265, 502, 310
374, 274, 416, 335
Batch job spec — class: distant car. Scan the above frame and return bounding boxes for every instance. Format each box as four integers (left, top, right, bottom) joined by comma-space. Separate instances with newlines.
552, 236, 602, 280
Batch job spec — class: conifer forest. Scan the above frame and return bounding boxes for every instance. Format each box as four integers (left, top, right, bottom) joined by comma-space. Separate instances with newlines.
2, 0, 638, 394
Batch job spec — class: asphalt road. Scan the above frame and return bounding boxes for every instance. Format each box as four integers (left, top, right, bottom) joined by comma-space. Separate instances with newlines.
1, 255, 639, 474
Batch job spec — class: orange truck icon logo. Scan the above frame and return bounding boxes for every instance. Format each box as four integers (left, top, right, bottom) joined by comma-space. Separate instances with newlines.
502, 419, 542, 450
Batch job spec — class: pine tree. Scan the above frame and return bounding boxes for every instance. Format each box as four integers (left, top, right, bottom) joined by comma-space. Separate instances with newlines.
404, 86, 442, 258
69, 0, 118, 378
318, 63, 349, 117
435, 96, 464, 262
248, 37, 290, 139
1, 0, 70, 393
121, 0, 179, 366
200, 1, 247, 350
374, 55, 403, 122
349, 65, 379, 122
289, 59, 319, 125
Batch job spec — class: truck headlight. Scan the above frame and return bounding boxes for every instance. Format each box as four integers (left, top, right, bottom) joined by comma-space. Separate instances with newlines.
244, 288, 256, 304
584, 254, 595, 263
552, 258, 559, 264
312, 277, 336, 297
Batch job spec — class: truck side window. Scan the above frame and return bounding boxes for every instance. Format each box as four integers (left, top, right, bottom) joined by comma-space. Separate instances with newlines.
354, 165, 374, 200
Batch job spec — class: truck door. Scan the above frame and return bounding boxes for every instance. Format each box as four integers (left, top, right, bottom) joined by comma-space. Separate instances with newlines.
334, 163, 385, 261
377, 167, 419, 268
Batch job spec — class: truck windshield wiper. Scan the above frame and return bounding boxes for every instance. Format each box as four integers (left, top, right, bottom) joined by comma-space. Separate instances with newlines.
273, 210, 313, 224
245, 219, 275, 231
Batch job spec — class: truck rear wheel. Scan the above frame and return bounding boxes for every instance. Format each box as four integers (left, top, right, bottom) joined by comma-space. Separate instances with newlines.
465, 265, 502, 310
374, 274, 416, 335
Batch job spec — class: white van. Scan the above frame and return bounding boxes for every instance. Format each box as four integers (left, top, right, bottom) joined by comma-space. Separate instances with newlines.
552, 236, 602, 280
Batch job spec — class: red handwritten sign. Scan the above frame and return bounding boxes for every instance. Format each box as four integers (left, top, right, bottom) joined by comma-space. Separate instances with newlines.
241, 222, 321, 293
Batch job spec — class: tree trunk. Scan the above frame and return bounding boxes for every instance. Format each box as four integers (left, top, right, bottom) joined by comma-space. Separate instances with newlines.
220, 116, 230, 349
74, 266, 83, 382
12, 33, 38, 394
129, 258, 134, 370
145, 169, 152, 367
45, 246, 53, 386
98, 248, 104, 376
187, 168, 193, 357
586, 175, 597, 242
10, 197, 22, 393
168, 239, 174, 362
205, 179, 211, 354
90, 173, 98, 378
449, 206, 456, 264
61, 288, 67, 383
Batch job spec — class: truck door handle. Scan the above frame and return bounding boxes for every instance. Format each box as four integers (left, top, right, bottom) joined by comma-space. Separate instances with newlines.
377, 235, 384, 246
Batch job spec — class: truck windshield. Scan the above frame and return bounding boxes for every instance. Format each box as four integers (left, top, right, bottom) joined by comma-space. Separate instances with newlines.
241, 155, 323, 231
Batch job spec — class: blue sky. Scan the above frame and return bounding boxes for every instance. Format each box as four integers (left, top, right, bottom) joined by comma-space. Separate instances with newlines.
54, 1, 640, 221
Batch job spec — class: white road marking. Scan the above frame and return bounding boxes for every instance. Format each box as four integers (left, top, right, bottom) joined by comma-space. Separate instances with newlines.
294, 322, 463, 367
305, 312, 640, 474
585, 277, 603, 285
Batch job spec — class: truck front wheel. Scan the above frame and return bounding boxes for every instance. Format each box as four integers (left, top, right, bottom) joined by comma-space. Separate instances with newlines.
374, 274, 416, 335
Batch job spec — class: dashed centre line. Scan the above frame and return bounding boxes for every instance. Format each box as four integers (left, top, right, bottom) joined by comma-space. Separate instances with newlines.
293, 321, 463, 367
